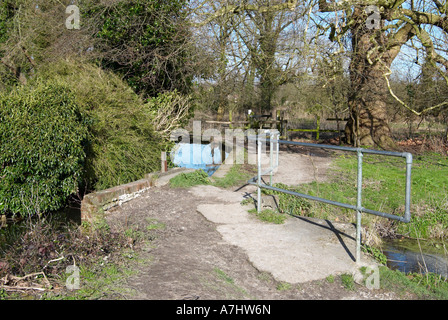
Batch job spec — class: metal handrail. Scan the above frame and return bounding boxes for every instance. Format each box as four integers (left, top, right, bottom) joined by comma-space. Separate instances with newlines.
248, 132, 413, 264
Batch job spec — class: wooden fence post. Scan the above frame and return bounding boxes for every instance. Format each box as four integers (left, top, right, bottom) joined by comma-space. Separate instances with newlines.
161, 152, 167, 173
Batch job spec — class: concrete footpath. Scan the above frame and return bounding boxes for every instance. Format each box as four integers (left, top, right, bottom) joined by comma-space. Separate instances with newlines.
191, 150, 377, 284
192, 184, 375, 284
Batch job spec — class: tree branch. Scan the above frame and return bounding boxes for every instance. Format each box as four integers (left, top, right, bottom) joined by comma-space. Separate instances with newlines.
397, 8, 448, 33
383, 63, 447, 117
194, 0, 299, 26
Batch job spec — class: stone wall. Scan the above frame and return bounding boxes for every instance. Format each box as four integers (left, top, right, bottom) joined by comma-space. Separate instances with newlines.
80, 168, 195, 223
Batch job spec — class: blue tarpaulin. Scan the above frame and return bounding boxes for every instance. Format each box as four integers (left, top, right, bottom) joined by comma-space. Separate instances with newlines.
171, 143, 228, 176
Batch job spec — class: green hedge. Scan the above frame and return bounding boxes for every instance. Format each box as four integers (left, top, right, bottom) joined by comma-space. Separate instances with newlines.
0, 59, 171, 216
36, 59, 165, 191
0, 82, 88, 216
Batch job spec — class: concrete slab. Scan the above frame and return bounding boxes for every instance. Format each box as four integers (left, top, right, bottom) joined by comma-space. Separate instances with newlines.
192, 185, 377, 284
190, 184, 252, 203
197, 203, 252, 224
261, 151, 332, 186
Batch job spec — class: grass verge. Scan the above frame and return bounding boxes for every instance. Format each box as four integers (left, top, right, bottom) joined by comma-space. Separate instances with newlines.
169, 164, 256, 189
375, 266, 448, 300
263, 151, 448, 243
263, 150, 448, 298
169, 169, 211, 188
247, 208, 288, 224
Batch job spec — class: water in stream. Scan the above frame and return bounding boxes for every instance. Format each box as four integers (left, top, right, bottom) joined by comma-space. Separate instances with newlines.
382, 238, 448, 278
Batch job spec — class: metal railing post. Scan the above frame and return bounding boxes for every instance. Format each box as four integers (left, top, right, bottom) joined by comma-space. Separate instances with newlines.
257, 134, 262, 213
246, 137, 412, 264
356, 149, 363, 264
405, 153, 413, 223
270, 132, 274, 186
276, 132, 280, 168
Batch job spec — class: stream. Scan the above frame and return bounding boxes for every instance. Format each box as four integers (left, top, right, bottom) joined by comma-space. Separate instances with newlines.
382, 238, 448, 278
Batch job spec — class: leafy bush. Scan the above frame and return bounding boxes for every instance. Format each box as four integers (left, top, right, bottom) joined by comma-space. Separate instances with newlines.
85, 0, 195, 97
0, 57, 177, 215
0, 81, 88, 216
36, 59, 165, 191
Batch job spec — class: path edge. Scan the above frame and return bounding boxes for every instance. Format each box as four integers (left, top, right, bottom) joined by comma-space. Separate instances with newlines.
80, 167, 196, 223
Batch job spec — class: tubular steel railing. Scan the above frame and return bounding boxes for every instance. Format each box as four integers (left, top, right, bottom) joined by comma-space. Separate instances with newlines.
247, 131, 413, 264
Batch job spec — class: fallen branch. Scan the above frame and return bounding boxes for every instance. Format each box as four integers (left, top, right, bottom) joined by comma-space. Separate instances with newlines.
1, 271, 52, 290
43, 256, 65, 270
0, 284, 46, 292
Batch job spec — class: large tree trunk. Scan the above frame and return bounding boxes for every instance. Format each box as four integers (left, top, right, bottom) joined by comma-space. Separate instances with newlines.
258, 14, 276, 113
345, 63, 396, 148
344, 7, 396, 149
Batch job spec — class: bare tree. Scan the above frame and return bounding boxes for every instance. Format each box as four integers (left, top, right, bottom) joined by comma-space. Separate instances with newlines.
0, 0, 207, 98
190, 0, 311, 115
317, 0, 448, 148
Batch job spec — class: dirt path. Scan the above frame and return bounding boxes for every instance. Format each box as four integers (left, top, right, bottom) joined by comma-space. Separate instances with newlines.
104, 147, 406, 300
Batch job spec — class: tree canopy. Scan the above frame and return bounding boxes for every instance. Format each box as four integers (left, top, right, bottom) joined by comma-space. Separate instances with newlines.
316, 0, 448, 147
85, 0, 200, 97
0, 0, 201, 216
189, 0, 447, 147
0, 0, 206, 97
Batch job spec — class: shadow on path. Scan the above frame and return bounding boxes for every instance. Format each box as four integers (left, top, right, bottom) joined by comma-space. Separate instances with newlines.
292, 215, 357, 262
